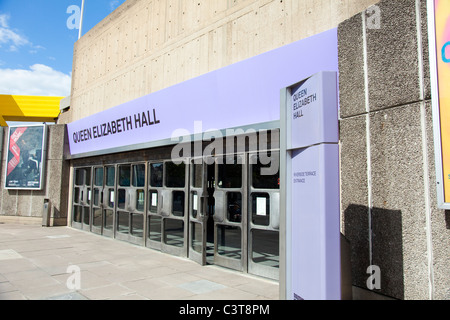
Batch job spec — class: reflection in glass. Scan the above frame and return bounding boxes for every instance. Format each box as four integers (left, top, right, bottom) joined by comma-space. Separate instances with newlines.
191, 222, 202, 253
75, 169, 84, 186
83, 207, 90, 226
251, 230, 279, 268
164, 219, 184, 247
106, 166, 115, 186
104, 209, 114, 230
74, 188, 80, 204
165, 162, 185, 188
131, 213, 144, 238
218, 160, 242, 188
251, 193, 270, 226
148, 215, 162, 242
73, 205, 82, 223
93, 208, 102, 227
94, 167, 103, 186
132, 164, 146, 187
117, 211, 129, 234
192, 163, 203, 188
251, 153, 280, 189
119, 165, 131, 187
93, 189, 100, 206
118, 189, 126, 209
227, 192, 242, 223
172, 191, 185, 217
217, 225, 241, 260
150, 163, 163, 187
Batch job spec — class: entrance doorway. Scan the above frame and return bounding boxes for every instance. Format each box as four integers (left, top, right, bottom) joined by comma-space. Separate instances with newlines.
71, 151, 280, 280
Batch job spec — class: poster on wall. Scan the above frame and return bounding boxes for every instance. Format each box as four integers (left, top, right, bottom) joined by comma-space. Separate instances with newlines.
4, 124, 47, 190
428, 0, 450, 208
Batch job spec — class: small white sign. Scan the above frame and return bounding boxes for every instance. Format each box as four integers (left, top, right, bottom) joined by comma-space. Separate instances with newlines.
193, 194, 198, 211
152, 192, 158, 207
256, 197, 267, 216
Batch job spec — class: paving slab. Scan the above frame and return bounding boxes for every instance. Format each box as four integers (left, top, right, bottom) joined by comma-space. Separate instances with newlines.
0, 224, 279, 300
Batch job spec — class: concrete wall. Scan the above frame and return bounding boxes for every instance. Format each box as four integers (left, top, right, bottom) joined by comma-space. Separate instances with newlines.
0, 125, 70, 226
339, 0, 449, 300
59, 0, 379, 124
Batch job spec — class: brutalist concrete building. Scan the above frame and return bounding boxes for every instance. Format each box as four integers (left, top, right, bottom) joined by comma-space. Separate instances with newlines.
0, 0, 448, 300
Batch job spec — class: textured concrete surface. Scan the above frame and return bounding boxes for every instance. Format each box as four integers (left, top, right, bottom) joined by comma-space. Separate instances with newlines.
0, 224, 279, 300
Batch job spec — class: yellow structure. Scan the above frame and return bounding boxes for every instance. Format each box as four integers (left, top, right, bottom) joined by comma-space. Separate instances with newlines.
0, 95, 63, 126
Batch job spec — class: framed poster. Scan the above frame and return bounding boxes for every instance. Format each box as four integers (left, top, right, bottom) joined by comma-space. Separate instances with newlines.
428, 0, 450, 208
4, 124, 47, 190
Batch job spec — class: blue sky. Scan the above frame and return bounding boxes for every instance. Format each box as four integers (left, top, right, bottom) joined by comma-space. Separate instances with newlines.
0, 0, 127, 97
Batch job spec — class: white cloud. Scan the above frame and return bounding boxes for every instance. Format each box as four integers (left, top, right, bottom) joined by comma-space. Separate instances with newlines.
0, 14, 30, 50
0, 64, 71, 96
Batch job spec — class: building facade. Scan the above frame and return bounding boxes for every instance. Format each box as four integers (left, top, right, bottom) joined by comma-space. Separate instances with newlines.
1, 0, 448, 300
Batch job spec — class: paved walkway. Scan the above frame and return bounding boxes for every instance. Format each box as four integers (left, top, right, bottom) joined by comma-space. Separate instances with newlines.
0, 224, 279, 300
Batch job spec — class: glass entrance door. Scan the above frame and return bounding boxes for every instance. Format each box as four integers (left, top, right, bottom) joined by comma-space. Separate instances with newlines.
115, 163, 146, 246
188, 159, 208, 265
72, 167, 92, 232
248, 151, 280, 280
211, 154, 247, 272
91, 166, 104, 235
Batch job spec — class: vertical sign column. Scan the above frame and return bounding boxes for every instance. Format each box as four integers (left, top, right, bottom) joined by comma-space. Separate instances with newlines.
281, 71, 341, 300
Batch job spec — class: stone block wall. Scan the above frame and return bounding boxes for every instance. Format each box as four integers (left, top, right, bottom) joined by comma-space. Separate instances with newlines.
338, 0, 449, 300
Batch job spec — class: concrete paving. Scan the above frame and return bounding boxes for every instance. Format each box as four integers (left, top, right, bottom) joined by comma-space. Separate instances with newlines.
0, 224, 279, 300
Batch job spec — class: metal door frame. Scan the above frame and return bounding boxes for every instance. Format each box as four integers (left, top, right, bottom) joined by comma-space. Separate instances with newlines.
187, 157, 209, 265
115, 162, 147, 246
72, 166, 92, 232
210, 152, 248, 272
160, 159, 189, 258
247, 150, 280, 280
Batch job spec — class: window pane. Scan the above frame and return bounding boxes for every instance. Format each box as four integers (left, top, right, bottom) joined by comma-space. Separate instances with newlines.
106, 188, 115, 208
218, 160, 242, 188
118, 189, 126, 209
164, 219, 184, 247
251, 230, 279, 268
227, 192, 242, 223
119, 165, 131, 187
83, 207, 90, 226
217, 225, 241, 260
172, 191, 185, 217
148, 215, 162, 242
165, 162, 185, 188
132, 164, 146, 187
251, 193, 270, 226
74, 187, 80, 204
192, 164, 203, 188
117, 211, 129, 234
85, 168, 91, 186
191, 222, 202, 253
73, 205, 82, 223
93, 189, 100, 206
191, 192, 198, 219
75, 169, 84, 186
251, 153, 280, 189
94, 168, 104, 186
93, 208, 102, 227
106, 167, 115, 187
150, 163, 163, 187
131, 213, 144, 238
104, 209, 114, 230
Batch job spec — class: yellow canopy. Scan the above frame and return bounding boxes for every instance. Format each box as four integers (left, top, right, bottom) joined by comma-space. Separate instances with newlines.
0, 95, 63, 126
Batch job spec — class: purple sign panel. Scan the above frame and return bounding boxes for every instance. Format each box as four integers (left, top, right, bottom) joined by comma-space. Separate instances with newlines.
67, 28, 338, 156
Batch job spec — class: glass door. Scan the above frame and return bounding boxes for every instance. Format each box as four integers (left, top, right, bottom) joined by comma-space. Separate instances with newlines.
188, 159, 208, 265
212, 154, 247, 272
248, 151, 280, 280
72, 167, 92, 232
103, 166, 116, 238
115, 163, 146, 246
147, 162, 164, 251
160, 160, 189, 257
